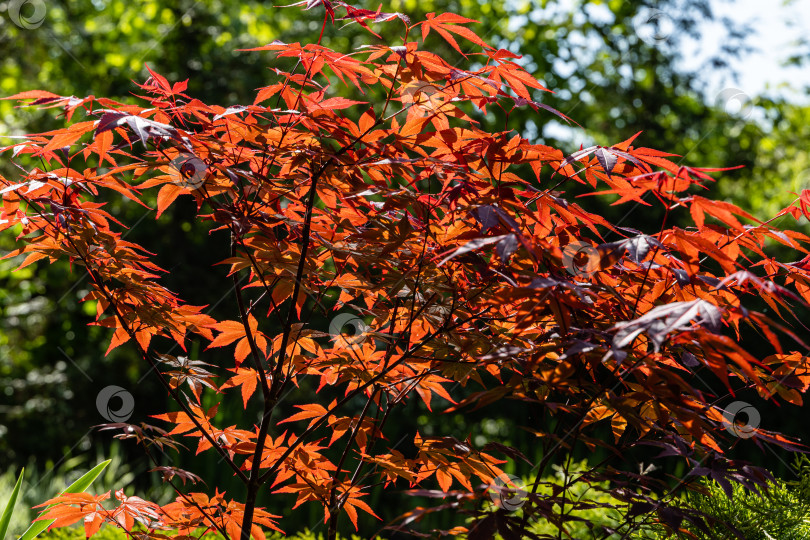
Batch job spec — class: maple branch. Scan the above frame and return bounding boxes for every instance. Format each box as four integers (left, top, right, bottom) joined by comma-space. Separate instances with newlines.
231, 234, 273, 403
15, 192, 250, 485
517, 352, 654, 534
257, 305, 490, 486
240, 154, 322, 540
327, 387, 378, 540
141, 447, 230, 538
239, 100, 396, 535
233, 243, 287, 326
348, 394, 393, 487
629, 175, 674, 319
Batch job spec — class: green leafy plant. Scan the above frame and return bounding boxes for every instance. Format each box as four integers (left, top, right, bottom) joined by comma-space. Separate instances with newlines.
640, 454, 810, 539
1, 468, 24, 539
467, 460, 668, 539
681, 480, 810, 539
0, 442, 138, 538
18, 461, 110, 540
0, 460, 111, 540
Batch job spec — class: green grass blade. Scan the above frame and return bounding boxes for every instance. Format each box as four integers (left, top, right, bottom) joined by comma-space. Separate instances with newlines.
58, 460, 112, 495
0, 468, 24, 539
19, 460, 110, 540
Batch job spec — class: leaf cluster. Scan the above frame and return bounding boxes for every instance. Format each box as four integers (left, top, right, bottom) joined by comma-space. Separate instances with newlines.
3, 2, 810, 539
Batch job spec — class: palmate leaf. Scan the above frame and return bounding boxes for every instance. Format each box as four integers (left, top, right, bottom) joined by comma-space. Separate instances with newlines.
221, 367, 261, 407
149, 466, 203, 486
611, 300, 723, 353
157, 354, 218, 402
436, 235, 505, 266
32, 493, 112, 538
94, 111, 181, 146
419, 12, 493, 55
598, 233, 664, 265
556, 143, 653, 180
335, 3, 410, 38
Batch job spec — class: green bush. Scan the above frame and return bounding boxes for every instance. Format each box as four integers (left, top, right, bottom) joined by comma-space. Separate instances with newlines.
466, 457, 810, 539
637, 454, 810, 539
467, 460, 664, 539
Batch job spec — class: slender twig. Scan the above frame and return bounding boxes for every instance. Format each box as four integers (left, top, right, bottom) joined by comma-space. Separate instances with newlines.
326, 388, 379, 540
16, 192, 249, 485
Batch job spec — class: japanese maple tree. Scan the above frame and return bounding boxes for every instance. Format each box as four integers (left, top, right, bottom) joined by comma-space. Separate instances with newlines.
4, 2, 810, 539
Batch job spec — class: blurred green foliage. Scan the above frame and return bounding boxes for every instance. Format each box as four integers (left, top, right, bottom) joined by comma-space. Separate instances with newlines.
719, 100, 810, 219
